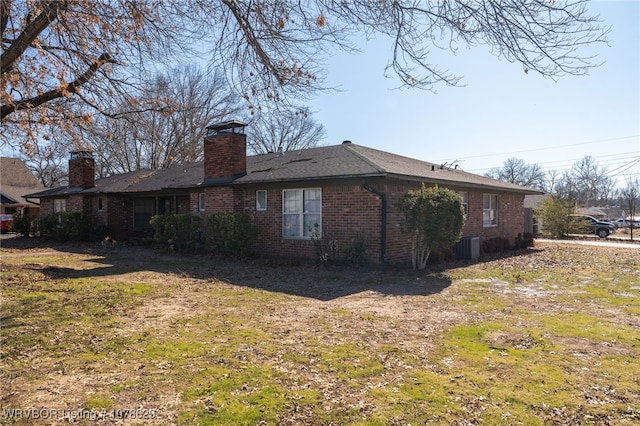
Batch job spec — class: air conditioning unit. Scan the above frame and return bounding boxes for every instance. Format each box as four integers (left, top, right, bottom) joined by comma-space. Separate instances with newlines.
453, 237, 480, 260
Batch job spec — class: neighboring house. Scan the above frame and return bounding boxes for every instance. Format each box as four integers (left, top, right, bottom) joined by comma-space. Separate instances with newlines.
524, 193, 551, 236
26, 121, 541, 264
575, 206, 607, 220
0, 157, 45, 217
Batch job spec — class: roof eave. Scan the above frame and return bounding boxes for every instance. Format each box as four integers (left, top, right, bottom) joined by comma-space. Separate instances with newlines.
385, 173, 543, 195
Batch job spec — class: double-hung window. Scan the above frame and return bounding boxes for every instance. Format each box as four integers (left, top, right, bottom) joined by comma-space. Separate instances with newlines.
283, 188, 321, 238
54, 199, 66, 212
483, 194, 498, 227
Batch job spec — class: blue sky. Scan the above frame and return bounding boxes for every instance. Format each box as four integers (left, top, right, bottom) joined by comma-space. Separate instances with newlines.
307, 1, 640, 186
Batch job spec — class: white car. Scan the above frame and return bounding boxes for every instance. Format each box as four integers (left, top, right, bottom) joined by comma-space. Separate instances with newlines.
613, 218, 640, 228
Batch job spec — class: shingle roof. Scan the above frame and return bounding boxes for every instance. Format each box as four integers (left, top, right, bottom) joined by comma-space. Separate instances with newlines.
27, 143, 542, 197
238, 144, 541, 194
0, 157, 46, 205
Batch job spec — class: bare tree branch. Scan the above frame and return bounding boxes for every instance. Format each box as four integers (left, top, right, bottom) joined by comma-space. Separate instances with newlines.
1, 52, 115, 119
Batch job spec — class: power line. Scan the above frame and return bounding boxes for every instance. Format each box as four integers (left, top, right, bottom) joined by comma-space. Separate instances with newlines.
610, 158, 640, 177
466, 155, 640, 174
437, 134, 639, 162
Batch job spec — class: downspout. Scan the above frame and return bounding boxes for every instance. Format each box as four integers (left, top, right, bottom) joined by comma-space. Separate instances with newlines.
363, 183, 387, 263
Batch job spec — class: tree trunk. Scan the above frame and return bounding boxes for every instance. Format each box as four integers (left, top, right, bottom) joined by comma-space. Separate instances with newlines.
411, 236, 431, 271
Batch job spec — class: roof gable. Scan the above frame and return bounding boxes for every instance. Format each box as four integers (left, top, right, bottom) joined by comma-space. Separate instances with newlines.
0, 157, 46, 205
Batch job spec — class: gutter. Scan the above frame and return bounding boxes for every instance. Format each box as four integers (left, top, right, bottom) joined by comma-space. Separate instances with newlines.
363, 183, 387, 263
23, 196, 40, 206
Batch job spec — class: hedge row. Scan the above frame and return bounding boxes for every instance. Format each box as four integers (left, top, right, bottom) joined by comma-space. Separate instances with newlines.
150, 213, 257, 257
11, 212, 108, 242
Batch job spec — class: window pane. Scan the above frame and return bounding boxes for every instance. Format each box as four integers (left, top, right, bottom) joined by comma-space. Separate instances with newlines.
483, 194, 490, 209
256, 190, 267, 211
303, 189, 321, 213
304, 214, 321, 237
54, 199, 66, 212
283, 190, 300, 213
283, 214, 300, 237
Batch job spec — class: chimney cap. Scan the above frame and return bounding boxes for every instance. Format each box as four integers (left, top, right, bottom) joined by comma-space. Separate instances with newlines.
342, 140, 352, 144
206, 120, 247, 137
70, 150, 93, 159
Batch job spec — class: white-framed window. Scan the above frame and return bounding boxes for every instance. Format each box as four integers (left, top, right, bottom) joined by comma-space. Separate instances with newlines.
458, 191, 468, 218
483, 194, 498, 227
53, 199, 66, 212
198, 192, 205, 212
282, 188, 321, 238
256, 190, 267, 211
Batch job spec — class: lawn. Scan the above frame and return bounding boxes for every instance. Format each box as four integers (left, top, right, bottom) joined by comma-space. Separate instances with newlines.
1, 239, 639, 425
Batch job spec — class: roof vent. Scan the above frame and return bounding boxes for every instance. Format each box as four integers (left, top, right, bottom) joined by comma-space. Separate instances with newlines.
342, 140, 352, 144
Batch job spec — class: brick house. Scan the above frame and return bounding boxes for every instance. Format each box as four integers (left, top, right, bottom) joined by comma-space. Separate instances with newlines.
27, 121, 541, 264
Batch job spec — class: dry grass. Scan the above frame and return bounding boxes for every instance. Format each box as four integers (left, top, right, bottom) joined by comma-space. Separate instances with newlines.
1, 238, 639, 425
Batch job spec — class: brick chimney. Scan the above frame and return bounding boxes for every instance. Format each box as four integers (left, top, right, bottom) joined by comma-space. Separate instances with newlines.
203, 120, 247, 182
68, 150, 95, 189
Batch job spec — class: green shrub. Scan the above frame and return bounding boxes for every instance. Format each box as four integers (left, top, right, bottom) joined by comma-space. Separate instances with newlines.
150, 214, 204, 252
37, 212, 92, 241
204, 213, 256, 258
397, 184, 465, 270
535, 195, 580, 238
10, 214, 33, 237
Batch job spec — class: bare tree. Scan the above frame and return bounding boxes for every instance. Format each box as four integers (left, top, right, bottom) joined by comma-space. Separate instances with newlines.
2, 0, 609, 153
1, 1, 193, 150
555, 156, 613, 206
620, 177, 639, 241
21, 136, 69, 187
247, 108, 326, 155
485, 157, 546, 190
571, 156, 612, 206
546, 169, 561, 193
204, 1, 608, 100
84, 65, 244, 174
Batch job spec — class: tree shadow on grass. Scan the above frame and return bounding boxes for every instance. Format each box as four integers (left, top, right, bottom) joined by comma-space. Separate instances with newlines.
1, 237, 455, 301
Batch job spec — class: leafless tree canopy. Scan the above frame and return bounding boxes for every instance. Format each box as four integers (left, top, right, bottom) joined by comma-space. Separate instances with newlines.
1, 1, 197, 147
619, 177, 639, 239
83, 66, 244, 175
2, 0, 608, 152
555, 155, 614, 206
485, 157, 546, 190
247, 107, 326, 155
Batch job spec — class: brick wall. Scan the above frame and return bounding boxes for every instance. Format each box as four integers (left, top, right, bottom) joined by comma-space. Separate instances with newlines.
461, 191, 524, 240
40, 199, 54, 217
230, 181, 527, 265
204, 133, 246, 180
68, 157, 95, 189
203, 187, 237, 213
38, 180, 526, 264
240, 184, 383, 263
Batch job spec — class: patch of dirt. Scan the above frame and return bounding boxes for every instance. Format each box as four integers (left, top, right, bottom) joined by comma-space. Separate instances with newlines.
2, 238, 639, 424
